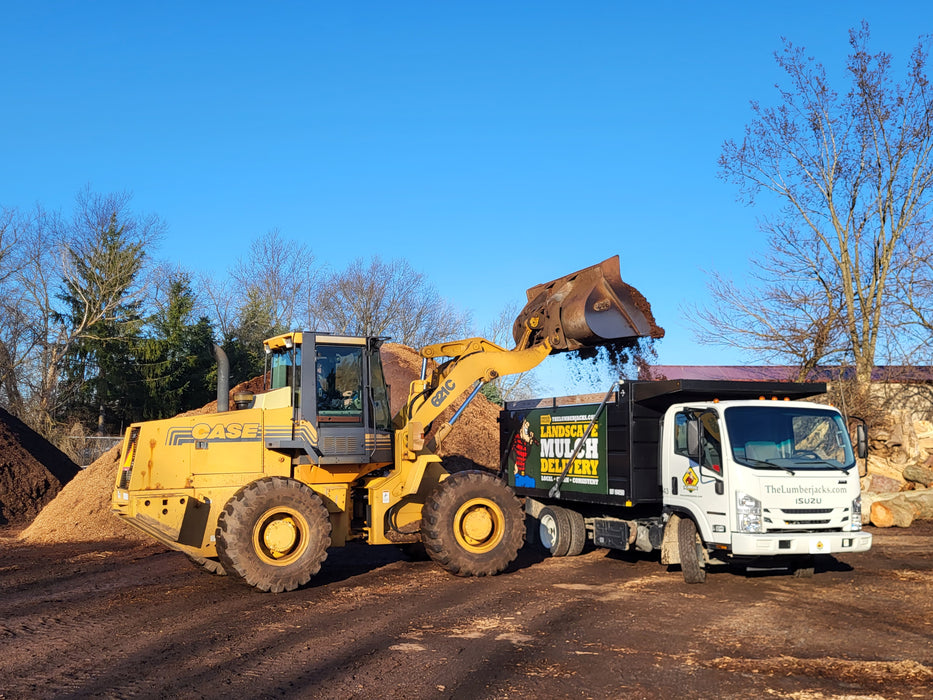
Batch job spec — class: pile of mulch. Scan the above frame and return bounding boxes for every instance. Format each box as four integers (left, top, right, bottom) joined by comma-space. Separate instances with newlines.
0, 406, 79, 528
20, 343, 503, 544
382, 343, 500, 470
18, 443, 144, 544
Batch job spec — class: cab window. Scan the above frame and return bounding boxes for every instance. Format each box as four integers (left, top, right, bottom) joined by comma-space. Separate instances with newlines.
270, 347, 301, 390
673, 412, 690, 457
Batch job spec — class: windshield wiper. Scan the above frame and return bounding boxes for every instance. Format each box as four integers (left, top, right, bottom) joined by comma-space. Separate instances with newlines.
741, 458, 796, 476
790, 459, 851, 474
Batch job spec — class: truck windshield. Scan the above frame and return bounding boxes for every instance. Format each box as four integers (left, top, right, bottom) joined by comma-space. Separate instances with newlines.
725, 406, 855, 472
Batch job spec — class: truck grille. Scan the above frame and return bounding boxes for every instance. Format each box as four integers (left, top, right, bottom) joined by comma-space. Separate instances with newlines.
763, 506, 848, 532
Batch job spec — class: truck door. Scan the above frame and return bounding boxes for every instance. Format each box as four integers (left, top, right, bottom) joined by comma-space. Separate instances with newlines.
665, 408, 729, 545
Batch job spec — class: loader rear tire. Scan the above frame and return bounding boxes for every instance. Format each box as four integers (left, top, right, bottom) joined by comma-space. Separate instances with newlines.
678, 516, 707, 584
422, 471, 524, 577
216, 477, 331, 593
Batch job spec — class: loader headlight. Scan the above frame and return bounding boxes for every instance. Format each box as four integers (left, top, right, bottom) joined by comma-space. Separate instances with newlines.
850, 495, 862, 531
736, 492, 762, 533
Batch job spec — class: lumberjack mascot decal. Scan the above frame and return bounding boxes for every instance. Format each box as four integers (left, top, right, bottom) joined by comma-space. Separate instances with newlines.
512, 419, 538, 488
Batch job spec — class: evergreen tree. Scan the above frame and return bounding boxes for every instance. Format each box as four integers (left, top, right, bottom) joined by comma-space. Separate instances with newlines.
56, 212, 145, 432
224, 287, 284, 386
137, 274, 215, 419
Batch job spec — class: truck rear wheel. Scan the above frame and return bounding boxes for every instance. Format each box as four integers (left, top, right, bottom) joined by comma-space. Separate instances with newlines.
216, 477, 331, 593
539, 506, 572, 556
422, 471, 524, 577
538, 506, 586, 557
678, 516, 707, 584
565, 508, 587, 556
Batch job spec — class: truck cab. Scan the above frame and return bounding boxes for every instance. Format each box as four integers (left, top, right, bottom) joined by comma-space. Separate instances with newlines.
502, 379, 872, 582
662, 398, 872, 562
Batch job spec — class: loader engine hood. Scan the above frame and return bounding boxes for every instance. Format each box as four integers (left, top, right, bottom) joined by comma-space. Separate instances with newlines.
513, 255, 663, 353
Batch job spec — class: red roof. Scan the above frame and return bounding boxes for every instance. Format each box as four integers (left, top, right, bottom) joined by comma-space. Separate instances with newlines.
645, 366, 933, 382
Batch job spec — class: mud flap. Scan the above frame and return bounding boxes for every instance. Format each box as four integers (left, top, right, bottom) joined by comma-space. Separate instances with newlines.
660, 514, 682, 566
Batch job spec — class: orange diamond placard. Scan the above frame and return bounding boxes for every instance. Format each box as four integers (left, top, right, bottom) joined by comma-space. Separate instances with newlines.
682, 467, 699, 489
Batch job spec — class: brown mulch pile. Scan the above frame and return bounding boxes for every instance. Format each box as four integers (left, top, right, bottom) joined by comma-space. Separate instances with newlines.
19, 343, 502, 544
0, 406, 79, 527
18, 443, 144, 544
382, 342, 500, 471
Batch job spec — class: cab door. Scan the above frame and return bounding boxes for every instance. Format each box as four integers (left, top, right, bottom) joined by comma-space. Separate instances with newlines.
663, 407, 730, 545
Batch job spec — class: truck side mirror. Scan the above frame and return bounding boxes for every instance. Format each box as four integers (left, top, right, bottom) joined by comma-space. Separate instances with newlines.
856, 423, 868, 460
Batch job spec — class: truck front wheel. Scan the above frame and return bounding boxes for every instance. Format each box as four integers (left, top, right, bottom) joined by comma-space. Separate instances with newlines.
678, 516, 707, 584
422, 471, 524, 577
216, 477, 332, 593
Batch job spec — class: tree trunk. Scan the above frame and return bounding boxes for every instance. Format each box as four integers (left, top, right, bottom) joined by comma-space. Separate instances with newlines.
870, 496, 919, 528
903, 464, 933, 488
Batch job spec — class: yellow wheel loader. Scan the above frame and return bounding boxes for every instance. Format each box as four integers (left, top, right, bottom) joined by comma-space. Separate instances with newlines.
111, 256, 660, 592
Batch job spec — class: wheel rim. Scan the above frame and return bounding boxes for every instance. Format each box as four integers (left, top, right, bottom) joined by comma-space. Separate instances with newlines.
539, 514, 557, 549
252, 507, 309, 565
453, 498, 505, 553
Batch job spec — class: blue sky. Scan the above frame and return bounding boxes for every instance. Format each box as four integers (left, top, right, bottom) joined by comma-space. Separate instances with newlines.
2, 2, 930, 392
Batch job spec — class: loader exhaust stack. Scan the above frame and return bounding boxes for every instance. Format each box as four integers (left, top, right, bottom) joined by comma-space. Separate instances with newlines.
513, 255, 663, 353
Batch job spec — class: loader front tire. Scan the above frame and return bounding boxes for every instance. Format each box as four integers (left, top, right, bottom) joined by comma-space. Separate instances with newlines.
422, 470, 524, 577
216, 477, 331, 593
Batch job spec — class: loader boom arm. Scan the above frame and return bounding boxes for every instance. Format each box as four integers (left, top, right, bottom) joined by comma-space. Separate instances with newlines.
400, 337, 552, 435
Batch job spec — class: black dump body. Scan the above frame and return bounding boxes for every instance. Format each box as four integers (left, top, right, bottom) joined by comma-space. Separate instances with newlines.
499, 379, 826, 509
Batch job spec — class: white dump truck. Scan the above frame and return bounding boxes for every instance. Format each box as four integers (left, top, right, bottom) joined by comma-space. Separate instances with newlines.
500, 379, 872, 582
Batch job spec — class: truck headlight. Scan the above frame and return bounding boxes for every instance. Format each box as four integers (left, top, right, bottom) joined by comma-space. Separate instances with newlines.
736, 492, 762, 533
850, 495, 863, 531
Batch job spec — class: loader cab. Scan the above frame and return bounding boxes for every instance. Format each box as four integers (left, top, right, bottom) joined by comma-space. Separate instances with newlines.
263, 332, 393, 464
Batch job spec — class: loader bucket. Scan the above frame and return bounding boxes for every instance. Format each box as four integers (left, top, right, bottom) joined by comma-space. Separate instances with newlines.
512, 255, 663, 353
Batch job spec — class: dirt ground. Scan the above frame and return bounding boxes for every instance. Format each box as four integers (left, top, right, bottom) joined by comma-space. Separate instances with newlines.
1, 522, 930, 700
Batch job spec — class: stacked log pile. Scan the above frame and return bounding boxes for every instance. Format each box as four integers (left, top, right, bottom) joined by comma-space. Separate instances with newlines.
861, 411, 933, 528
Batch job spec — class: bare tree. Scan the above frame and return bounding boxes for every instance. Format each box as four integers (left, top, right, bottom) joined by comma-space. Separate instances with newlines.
229, 228, 322, 332
480, 302, 541, 402
195, 270, 239, 341
315, 257, 471, 348
0, 189, 162, 436
0, 206, 31, 415
706, 23, 933, 394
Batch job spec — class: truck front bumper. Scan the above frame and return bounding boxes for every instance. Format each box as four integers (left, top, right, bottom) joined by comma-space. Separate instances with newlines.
731, 531, 872, 557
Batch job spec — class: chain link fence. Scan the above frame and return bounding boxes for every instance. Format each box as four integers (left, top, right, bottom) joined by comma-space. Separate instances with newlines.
63, 435, 123, 468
